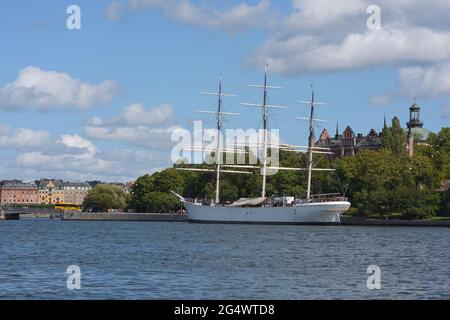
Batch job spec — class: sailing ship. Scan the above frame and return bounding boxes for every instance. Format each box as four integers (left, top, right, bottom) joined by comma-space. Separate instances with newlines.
173, 67, 351, 225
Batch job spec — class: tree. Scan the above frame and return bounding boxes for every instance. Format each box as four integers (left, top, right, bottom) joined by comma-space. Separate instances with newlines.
153, 168, 184, 193
335, 148, 440, 219
139, 192, 181, 213
427, 128, 450, 180
129, 168, 184, 212
400, 187, 440, 219
382, 116, 407, 156
381, 117, 392, 150
391, 117, 407, 155
83, 184, 128, 212
439, 188, 450, 216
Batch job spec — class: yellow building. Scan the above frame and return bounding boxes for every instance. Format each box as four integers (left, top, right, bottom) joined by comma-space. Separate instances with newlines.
38, 180, 91, 205
38, 180, 65, 204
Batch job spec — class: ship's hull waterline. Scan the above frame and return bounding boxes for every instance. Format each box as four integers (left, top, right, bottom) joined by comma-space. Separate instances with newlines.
184, 201, 351, 225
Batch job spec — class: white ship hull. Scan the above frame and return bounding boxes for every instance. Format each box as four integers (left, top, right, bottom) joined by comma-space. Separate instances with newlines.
184, 201, 351, 225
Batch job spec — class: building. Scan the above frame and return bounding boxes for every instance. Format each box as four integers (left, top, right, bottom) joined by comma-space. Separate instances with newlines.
38, 179, 65, 204
0, 180, 39, 206
62, 182, 91, 205
316, 125, 382, 159
37, 179, 92, 206
316, 100, 432, 159
406, 99, 432, 157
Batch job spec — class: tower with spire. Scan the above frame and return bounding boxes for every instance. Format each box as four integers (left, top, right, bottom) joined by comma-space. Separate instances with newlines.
406, 98, 423, 157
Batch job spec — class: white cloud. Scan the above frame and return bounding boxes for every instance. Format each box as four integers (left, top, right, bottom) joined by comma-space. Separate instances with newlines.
372, 63, 450, 117
11, 145, 168, 182
87, 117, 104, 126
82, 102, 180, 174
0, 123, 173, 181
111, 1, 450, 73
285, 0, 368, 31
87, 103, 173, 127
106, 1, 124, 22
16, 151, 116, 177
242, 1, 450, 75
112, 103, 173, 126
0, 66, 120, 111
0, 126, 50, 149
84, 125, 179, 148
84, 103, 178, 148
11, 134, 135, 181
58, 134, 97, 154
129, 0, 167, 10
4, 129, 118, 180
110, 0, 273, 33
203, 0, 272, 32
247, 26, 450, 75
396, 63, 450, 98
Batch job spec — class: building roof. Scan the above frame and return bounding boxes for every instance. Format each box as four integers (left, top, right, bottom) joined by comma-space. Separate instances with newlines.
1, 180, 37, 189
38, 179, 62, 189
319, 129, 331, 140
63, 182, 91, 188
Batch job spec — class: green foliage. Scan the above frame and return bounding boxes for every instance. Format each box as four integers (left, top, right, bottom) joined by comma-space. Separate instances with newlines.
382, 116, 407, 156
130, 168, 184, 213
400, 187, 441, 219
427, 128, 450, 180
381, 119, 392, 150
138, 191, 181, 213
439, 189, 450, 216
336, 148, 442, 219
83, 184, 128, 212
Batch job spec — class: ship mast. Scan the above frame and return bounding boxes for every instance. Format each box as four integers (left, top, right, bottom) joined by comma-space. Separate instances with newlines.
240, 64, 285, 199
214, 75, 223, 205
261, 66, 269, 198
306, 85, 315, 200
299, 84, 326, 201
190, 75, 239, 205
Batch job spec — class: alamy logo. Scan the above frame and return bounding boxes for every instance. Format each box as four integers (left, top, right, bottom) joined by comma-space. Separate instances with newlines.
366, 265, 381, 290
66, 265, 81, 290
366, 5, 381, 30
171, 121, 281, 175
66, 5, 81, 30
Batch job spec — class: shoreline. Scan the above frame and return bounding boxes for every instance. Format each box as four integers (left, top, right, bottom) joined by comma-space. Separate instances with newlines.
62, 212, 450, 227
61, 211, 187, 222
2, 210, 449, 226
340, 216, 450, 227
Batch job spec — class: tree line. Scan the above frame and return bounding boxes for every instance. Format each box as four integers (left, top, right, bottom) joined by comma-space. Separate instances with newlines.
83, 123, 450, 219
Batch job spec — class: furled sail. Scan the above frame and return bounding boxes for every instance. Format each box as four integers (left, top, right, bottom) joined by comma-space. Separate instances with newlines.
227, 197, 266, 207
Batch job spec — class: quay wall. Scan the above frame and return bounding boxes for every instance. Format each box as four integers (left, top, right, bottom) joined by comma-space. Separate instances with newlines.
4, 210, 449, 226
62, 211, 187, 222
340, 216, 450, 227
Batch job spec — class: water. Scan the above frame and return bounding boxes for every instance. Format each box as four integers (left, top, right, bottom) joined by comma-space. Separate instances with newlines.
0, 220, 449, 299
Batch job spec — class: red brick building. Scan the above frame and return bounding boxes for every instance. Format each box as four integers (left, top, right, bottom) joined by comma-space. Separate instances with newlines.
0, 180, 39, 206
316, 125, 382, 159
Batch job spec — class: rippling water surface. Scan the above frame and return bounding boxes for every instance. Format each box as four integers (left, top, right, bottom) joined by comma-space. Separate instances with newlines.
0, 220, 449, 299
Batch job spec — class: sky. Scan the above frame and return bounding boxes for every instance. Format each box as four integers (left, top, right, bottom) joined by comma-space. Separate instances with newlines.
0, 0, 449, 182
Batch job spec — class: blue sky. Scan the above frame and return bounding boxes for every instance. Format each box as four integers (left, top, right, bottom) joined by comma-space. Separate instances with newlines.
0, 0, 449, 181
